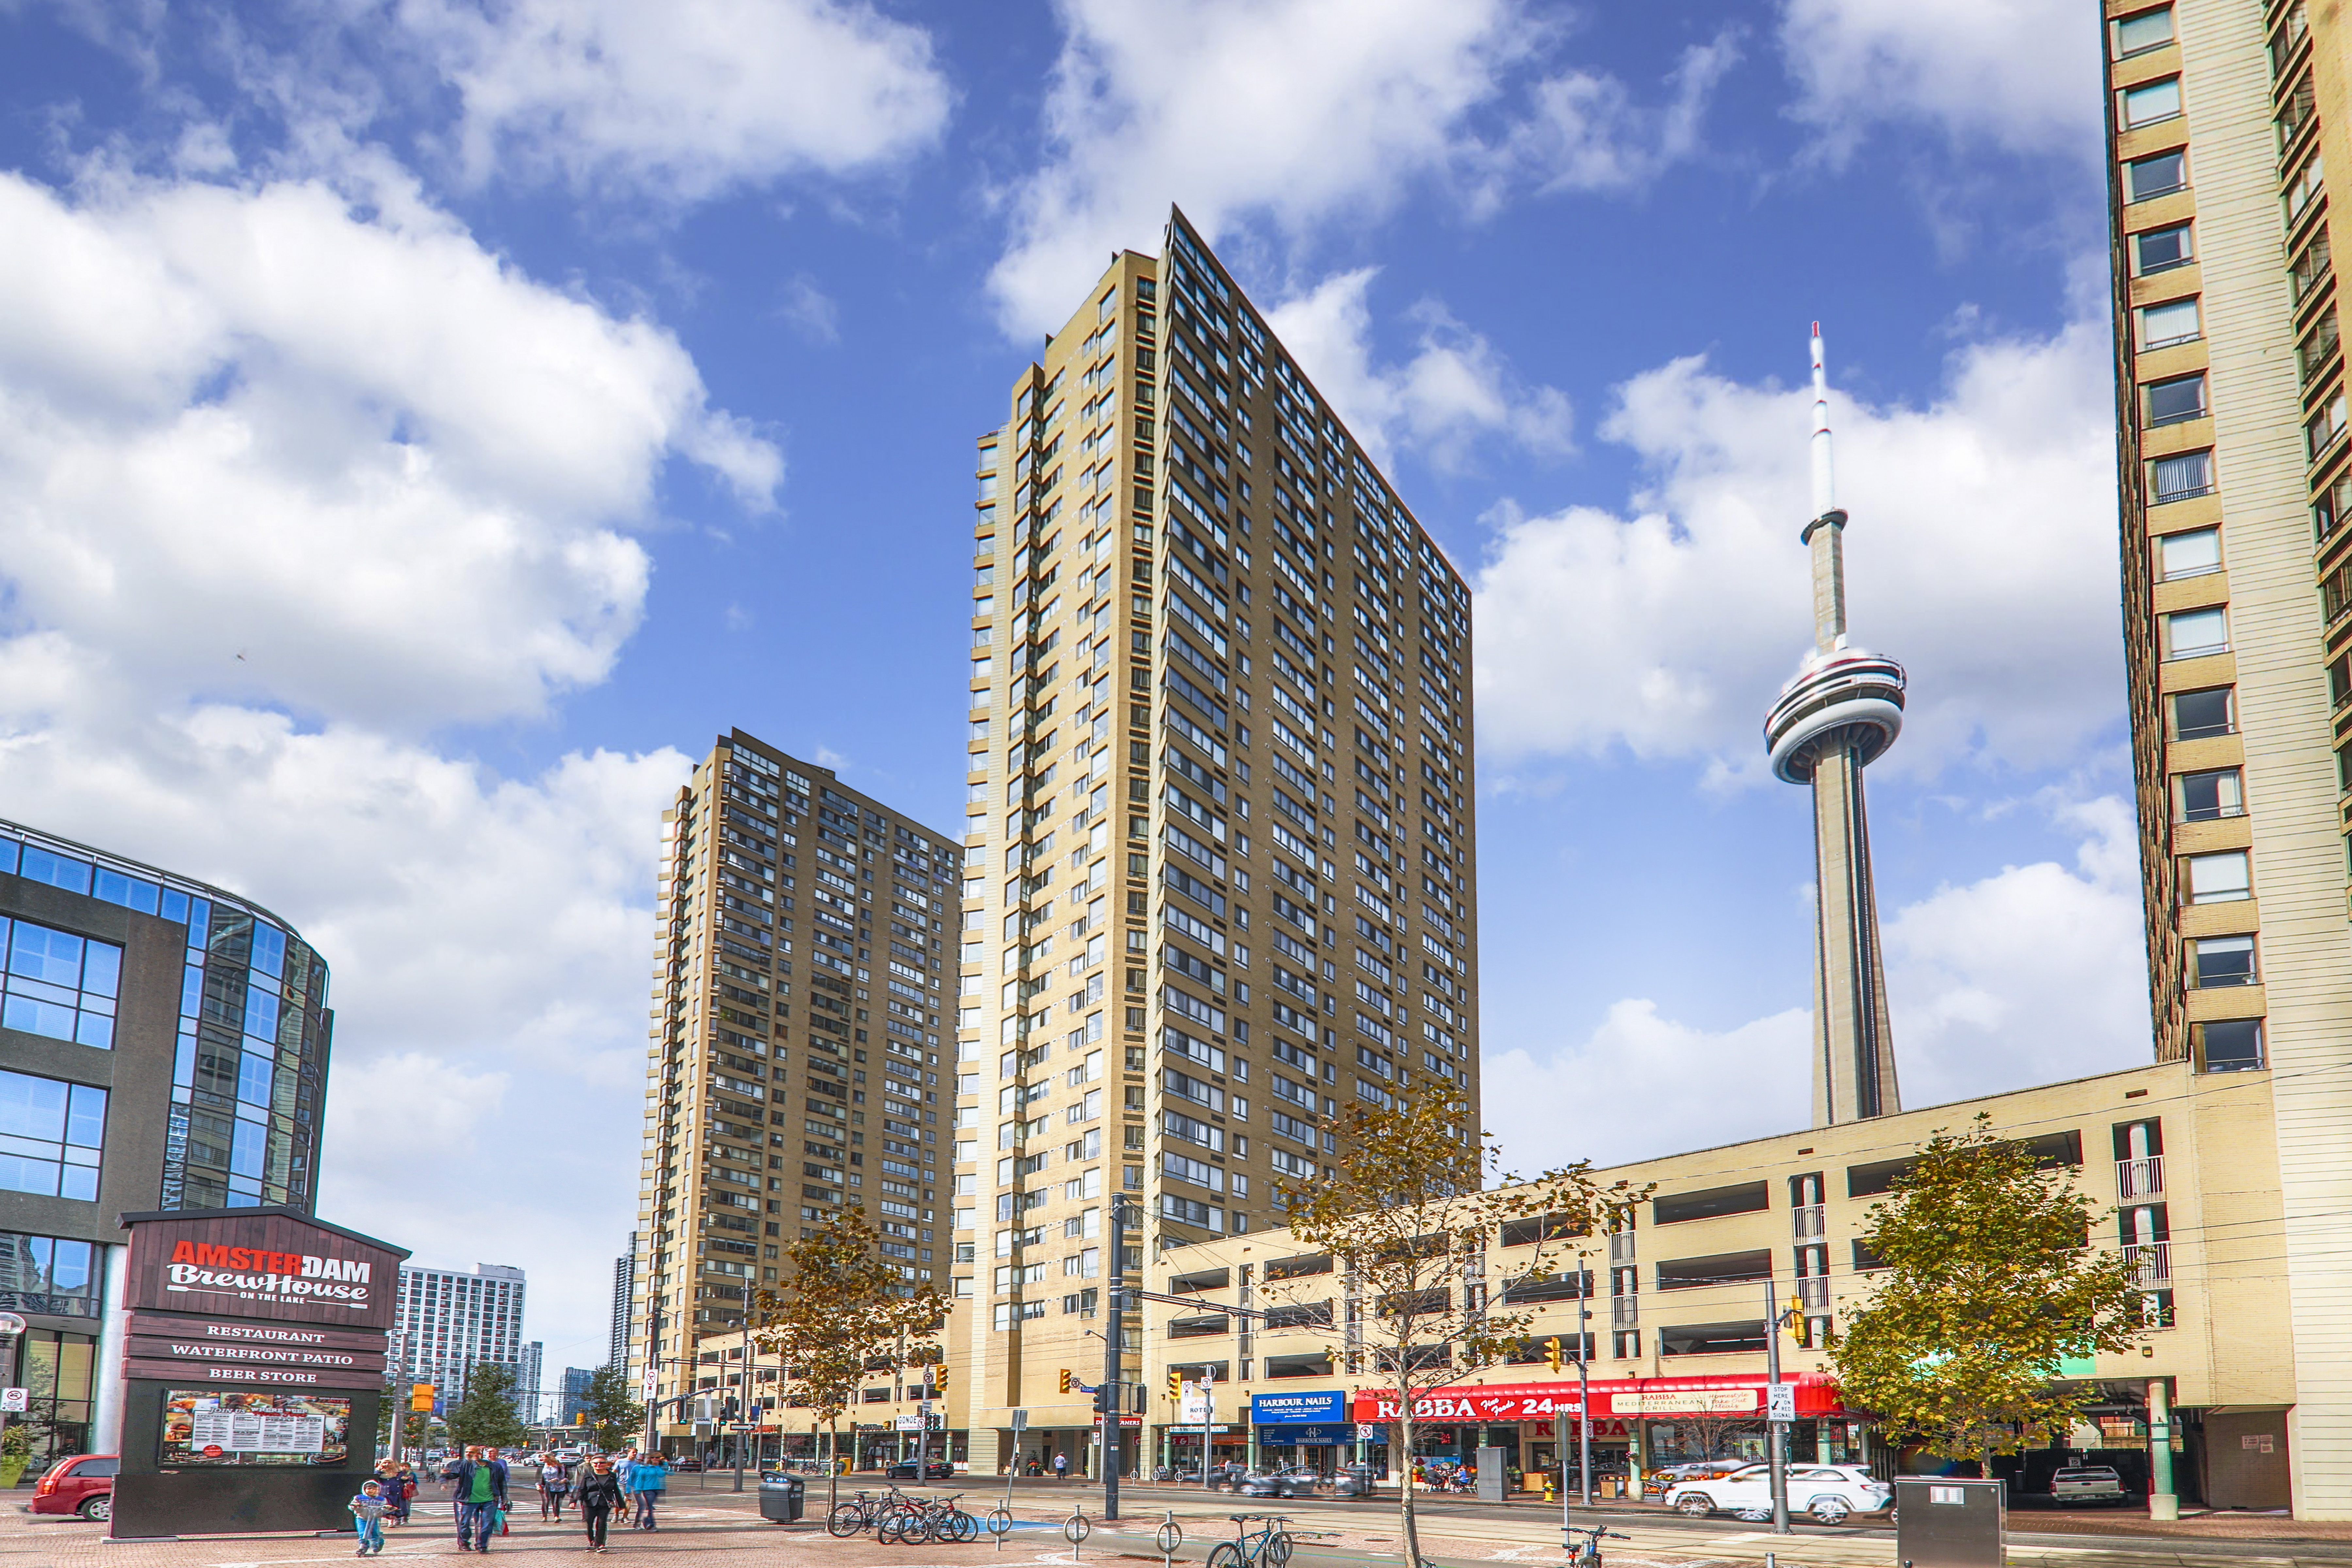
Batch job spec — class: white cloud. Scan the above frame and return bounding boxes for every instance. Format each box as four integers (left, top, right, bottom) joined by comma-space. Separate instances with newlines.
1264, 269, 1572, 471
1483, 794, 2147, 1172
1780, 0, 2101, 161
1473, 316, 2121, 781
0, 168, 777, 730
0, 163, 764, 1364
397, 0, 954, 200
989, 0, 1730, 336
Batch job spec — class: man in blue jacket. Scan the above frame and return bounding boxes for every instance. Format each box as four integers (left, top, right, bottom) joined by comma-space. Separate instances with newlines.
448, 1447, 509, 1552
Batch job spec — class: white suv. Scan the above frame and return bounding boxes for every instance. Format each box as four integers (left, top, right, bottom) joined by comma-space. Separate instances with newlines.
1667, 1463, 1893, 1525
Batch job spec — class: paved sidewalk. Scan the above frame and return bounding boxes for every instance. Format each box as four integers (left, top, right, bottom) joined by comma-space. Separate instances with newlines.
12, 1487, 2352, 1568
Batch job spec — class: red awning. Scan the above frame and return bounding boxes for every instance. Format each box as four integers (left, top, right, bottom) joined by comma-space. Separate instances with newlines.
1347, 1372, 1844, 1423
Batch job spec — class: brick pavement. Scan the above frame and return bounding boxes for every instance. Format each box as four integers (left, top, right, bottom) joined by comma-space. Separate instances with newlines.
14, 1487, 2352, 1568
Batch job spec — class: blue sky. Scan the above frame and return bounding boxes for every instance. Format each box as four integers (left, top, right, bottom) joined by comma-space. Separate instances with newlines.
0, 0, 2138, 1379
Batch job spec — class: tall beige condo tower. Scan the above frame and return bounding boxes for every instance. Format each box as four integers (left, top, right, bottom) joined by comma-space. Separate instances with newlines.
633, 732, 959, 1457
956, 211, 1478, 1478
2103, 0, 2352, 1517
1764, 331, 1905, 1128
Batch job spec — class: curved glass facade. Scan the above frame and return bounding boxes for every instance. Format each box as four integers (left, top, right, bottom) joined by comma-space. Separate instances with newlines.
0, 819, 331, 1211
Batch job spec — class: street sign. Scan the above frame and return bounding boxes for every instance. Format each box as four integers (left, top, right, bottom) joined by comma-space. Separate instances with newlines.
1011, 1408, 1029, 1433
1765, 1382, 1796, 1423
893, 1414, 926, 1431
1180, 1381, 1213, 1423
0, 1388, 26, 1412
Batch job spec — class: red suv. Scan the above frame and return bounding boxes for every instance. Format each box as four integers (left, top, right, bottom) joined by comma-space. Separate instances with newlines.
30, 1454, 116, 1521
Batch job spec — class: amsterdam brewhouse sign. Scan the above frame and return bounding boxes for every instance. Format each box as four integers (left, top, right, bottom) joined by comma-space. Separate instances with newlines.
112, 1207, 409, 1538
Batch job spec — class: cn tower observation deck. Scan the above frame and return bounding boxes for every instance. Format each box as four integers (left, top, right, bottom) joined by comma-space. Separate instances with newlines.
1765, 326, 1906, 1128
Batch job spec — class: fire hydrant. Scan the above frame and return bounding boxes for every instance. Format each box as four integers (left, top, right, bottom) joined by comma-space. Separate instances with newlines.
1543, 1473, 1557, 1503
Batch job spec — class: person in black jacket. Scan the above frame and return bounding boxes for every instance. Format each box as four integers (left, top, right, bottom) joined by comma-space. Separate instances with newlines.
574, 1457, 625, 1553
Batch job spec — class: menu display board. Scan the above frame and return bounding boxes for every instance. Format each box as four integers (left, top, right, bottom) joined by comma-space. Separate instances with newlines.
160, 1391, 351, 1468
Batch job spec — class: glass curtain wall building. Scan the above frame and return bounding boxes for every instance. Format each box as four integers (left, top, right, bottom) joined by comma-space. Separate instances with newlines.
0, 816, 333, 1467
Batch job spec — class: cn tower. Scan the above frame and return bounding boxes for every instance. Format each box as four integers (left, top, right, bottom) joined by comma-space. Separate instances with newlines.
1764, 326, 1906, 1127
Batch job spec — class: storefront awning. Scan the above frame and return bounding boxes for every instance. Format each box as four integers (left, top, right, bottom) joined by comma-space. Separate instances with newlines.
1348, 1372, 1844, 1423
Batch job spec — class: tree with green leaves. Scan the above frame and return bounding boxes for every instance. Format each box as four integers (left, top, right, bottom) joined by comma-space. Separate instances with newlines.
1270, 1073, 1631, 1568
580, 1366, 645, 1452
445, 1362, 531, 1450
1831, 1114, 2150, 1470
751, 1206, 948, 1511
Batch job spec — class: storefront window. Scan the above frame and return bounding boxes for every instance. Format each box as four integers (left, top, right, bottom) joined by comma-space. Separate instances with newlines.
14, 1329, 95, 1468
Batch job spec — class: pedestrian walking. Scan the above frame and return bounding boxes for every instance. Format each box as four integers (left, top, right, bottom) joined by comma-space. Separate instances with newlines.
538, 1453, 572, 1521
1053, 1451, 1069, 1481
387, 1461, 416, 1525
628, 1452, 669, 1530
447, 1446, 510, 1553
575, 1457, 624, 1554
348, 1479, 388, 1556
614, 1447, 637, 1516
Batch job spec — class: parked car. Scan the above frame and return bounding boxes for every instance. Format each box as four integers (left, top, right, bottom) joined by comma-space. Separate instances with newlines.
2050, 1466, 2129, 1506
1645, 1460, 1748, 1500
30, 1455, 118, 1521
1668, 1463, 1892, 1525
886, 1458, 955, 1480
1239, 1465, 1324, 1498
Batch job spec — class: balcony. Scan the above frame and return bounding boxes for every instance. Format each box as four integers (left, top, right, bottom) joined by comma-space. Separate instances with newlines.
1796, 1276, 1830, 1311
2117, 1156, 2165, 1198
1610, 1297, 1638, 1330
2125, 1242, 2173, 1284
1608, 1232, 1637, 1265
1793, 1203, 1826, 1240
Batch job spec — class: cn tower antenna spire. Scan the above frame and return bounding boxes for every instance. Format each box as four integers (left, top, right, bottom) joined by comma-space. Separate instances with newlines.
1765, 321, 1905, 1129
1804, 323, 1849, 655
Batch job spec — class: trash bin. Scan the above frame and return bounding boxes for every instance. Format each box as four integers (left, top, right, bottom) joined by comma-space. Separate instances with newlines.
759, 1472, 806, 1524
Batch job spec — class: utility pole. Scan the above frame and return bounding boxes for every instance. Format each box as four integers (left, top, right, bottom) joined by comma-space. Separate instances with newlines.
735, 1317, 752, 1493
1100, 1195, 1130, 1519
1764, 1280, 1790, 1535
1577, 1259, 1593, 1509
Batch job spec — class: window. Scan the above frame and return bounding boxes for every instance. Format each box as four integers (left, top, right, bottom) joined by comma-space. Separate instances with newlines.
1264, 1352, 1334, 1379
2165, 607, 2227, 658
2199, 1018, 2264, 1071
0, 922, 120, 1051
2146, 373, 2206, 426
2139, 297, 2201, 349
0, 1071, 106, 1201
2120, 77, 2183, 128
2151, 449, 2213, 503
2292, 230, 2332, 304
2184, 850, 2251, 903
1653, 1181, 1769, 1225
0, 1233, 98, 1317
2309, 391, 2348, 459
2112, 7, 2173, 57
2157, 527, 2219, 578
1658, 1320, 1767, 1356
2189, 934, 2255, 988
2300, 308, 2342, 386
2127, 149, 2186, 201
2285, 151, 2326, 224
2175, 767, 2243, 821
2317, 471, 2352, 541
2173, 687, 2232, 738
1655, 1250, 1774, 1291
2134, 221, 2193, 275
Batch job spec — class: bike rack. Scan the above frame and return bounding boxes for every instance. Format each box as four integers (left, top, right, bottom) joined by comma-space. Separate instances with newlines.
1064, 1505, 1092, 1561
1157, 1508, 1184, 1568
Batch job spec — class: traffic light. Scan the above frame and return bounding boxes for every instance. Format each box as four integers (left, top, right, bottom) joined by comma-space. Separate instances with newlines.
1059, 1368, 1073, 1394
410, 1383, 434, 1413
722, 1396, 740, 1422
1167, 1367, 1183, 1402
936, 1363, 950, 1393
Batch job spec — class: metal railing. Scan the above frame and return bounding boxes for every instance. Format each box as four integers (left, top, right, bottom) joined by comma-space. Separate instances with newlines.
1796, 1276, 1830, 1311
2117, 1156, 2165, 1198
2124, 1242, 2172, 1283
1610, 1296, 1638, 1329
1793, 1203, 1826, 1239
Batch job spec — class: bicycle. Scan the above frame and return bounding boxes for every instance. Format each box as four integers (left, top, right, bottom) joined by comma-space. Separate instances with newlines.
825, 1485, 911, 1537
1207, 1513, 1308, 1568
880, 1492, 979, 1544
1565, 1523, 1628, 1567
